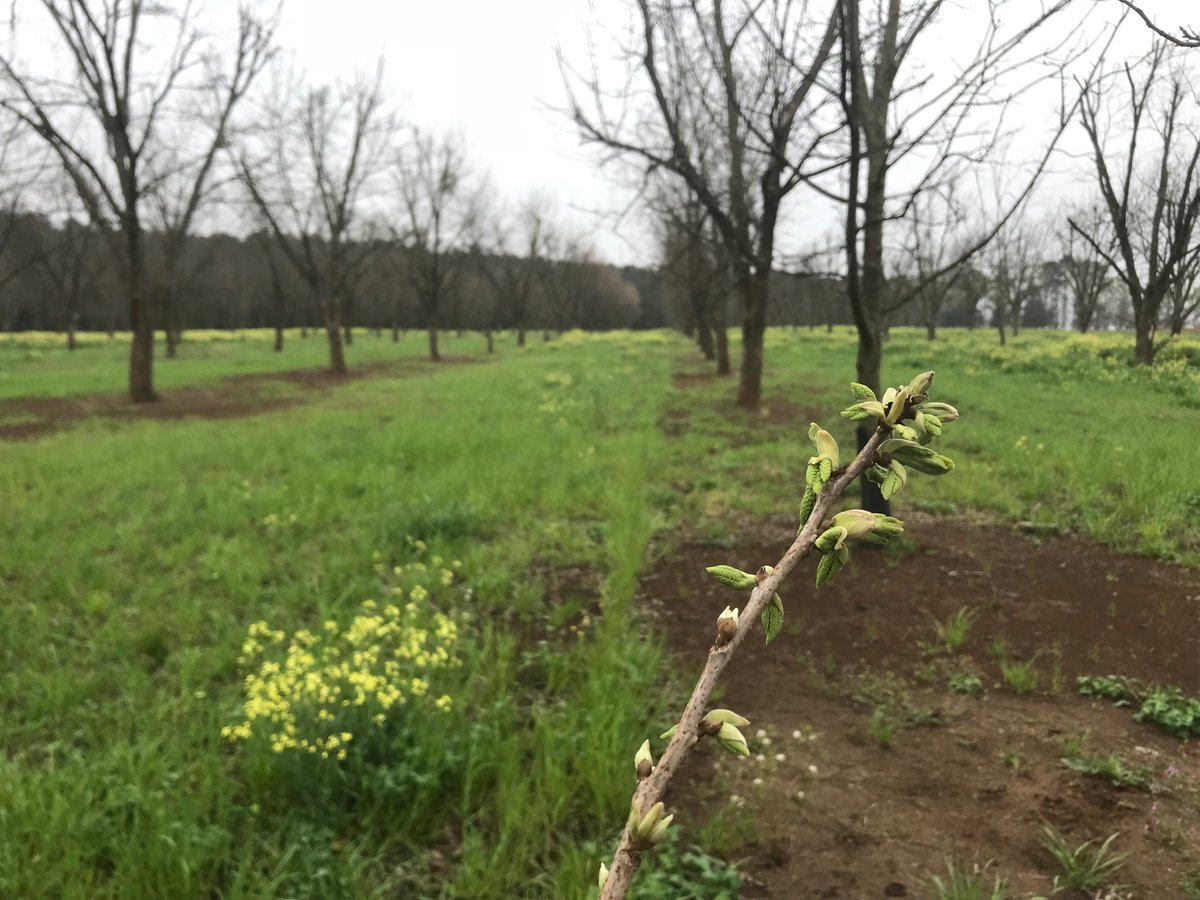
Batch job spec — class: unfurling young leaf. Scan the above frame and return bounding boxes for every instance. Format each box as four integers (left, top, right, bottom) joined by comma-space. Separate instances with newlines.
798, 485, 817, 529
815, 551, 845, 588
761, 593, 784, 645
881, 460, 907, 500
849, 382, 878, 403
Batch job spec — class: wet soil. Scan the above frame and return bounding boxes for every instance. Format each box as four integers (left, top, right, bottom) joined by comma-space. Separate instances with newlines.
638, 516, 1200, 898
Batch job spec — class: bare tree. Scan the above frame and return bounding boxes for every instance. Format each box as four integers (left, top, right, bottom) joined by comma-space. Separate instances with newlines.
987, 222, 1045, 345
0, 0, 275, 400
239, 65, 394, 374
393, 128, 482, 362
1056, 201, 1113, 333
567, 0, 840, 408
835, 0, 1092, 511
1071, 42, 1200, 364
1166, 237, 1200, 334
477, 193, 553, 349
894, 185, 974, 341
1117, 1, 1200, 49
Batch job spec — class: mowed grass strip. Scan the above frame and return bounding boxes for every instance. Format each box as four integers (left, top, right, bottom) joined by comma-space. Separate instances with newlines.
0, 328, 500, 400
0, 331, 682, 898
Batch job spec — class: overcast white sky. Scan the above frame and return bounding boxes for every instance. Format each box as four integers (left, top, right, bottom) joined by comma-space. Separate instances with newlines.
9, 0, 1192, 266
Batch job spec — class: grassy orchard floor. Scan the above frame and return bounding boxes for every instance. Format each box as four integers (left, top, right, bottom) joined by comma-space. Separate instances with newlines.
1, 330, 681, 898
4, 326, 1200, 897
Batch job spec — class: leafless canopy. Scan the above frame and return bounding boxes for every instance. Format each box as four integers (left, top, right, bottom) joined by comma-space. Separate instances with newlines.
0, 0, 276, 400
1070, 42, 1200, 363
237, 63, 394, 373
566, 0, 841, 407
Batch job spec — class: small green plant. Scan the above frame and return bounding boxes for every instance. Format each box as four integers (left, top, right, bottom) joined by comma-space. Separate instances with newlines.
1078, 674, 1200, 738
1135, 685, 1200, 738
986, 634, 1010, 660
948, 671, 983, 695
1077, 673, 1142, 704
868, 707, 897, 748
1041, 825, 1127, 894
999, 655, 1039, 694
924, 858, 1009, 900
1060, 750, 1150, 790
999, 749, 1021, 770
933, 606, 977, 654
1058, 732, 1087, 759
1181, 866, 1200, 900
632, 832, 741, 899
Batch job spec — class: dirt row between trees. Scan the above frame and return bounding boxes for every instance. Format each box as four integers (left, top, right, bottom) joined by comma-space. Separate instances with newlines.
639, 514, 1200, 898
0, 356, 482, 441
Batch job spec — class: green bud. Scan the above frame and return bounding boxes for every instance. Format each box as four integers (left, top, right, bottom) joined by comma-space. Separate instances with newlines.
865, 463, 889, 485
885, 386, 911, 425
647, 813, 674, 845
831, 509, 878, 539
806, 461, 823, 487
627, 800, 642, 832
907, 371, 935, 397
705, 565, 757, 590
923, 413, 943, 437
901, 453, 955, 476
598, 863, 609, 889
716, 722, 750, 756
660, 724, 678, 740
636, 802, 666, 840
872, 513, 904, 536
819, 457, 833, 483
892, 423, 919, 442
810, 424, 840, 468
878, 437, 924, 456
841, 400, 886, 421
919, 401, 959, 423
634, 739, 653, 779
815, 525, 848, 553
702, 709, 751, 728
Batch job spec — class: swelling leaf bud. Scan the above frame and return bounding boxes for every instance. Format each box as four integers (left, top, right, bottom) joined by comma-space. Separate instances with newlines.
598, 863, 609, 889
907, 371, 935, 398
702, 709, 751, 728
716, 606, 740, 644
705, 565, 757, 590
716, 721, 750, 756
634, 739, 653, 779
831, 509, 878, 539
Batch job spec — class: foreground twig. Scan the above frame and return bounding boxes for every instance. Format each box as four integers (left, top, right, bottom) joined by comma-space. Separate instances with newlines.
597, 372, 959, 899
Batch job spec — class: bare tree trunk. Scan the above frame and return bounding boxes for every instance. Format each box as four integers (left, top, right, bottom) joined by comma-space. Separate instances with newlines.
66, 313, 78, 351
274, 324, 284, 352
517, 326, 526, 347
428, 326, 440, 361
392, 321, 400, 342
486, 329, 495, 353
926, 322, 937, 340
128, 235, 156, 402
324, 314, 347, 374
736, 272, 768, 408
715, 320, 730, 376
697, 317, 715, 360
1134, 317, 1156, 364
343, 322, 353, 345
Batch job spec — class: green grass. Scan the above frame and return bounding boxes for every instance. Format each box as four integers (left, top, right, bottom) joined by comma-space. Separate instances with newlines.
924, 858, 1009, 900
1041, 825, 1127, 894
0, 327, 493, 399
0, 330, 683, 898
665, 327, 1200, 564
6, 324, 1200, 897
